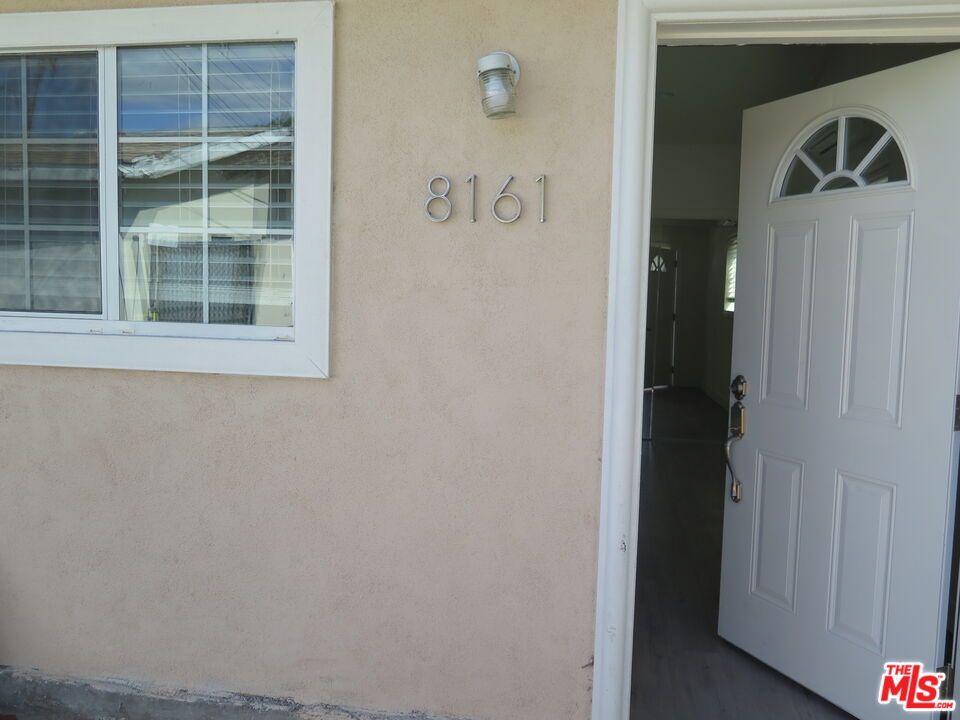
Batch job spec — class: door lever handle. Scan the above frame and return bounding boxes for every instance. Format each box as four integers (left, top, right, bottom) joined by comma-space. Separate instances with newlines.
725, 400, 745, 503
724, 435, 743, 503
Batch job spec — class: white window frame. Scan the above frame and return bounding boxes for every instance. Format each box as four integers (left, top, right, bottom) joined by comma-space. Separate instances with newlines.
0, 2, 332, 377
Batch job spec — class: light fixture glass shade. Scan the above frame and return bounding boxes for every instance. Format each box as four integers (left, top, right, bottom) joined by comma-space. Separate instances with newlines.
477, 52, 519, 119
479, 67, 516, 118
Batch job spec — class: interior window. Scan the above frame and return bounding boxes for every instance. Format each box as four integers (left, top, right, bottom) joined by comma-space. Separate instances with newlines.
778, 115, 907, 198
724, 236, 737, 313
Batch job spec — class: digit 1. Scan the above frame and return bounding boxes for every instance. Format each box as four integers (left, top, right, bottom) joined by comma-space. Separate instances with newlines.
466, 174, 476, 223
536, 174, 546, 223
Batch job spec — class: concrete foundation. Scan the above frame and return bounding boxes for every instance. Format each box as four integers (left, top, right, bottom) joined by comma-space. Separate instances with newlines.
0, 667, 471, 720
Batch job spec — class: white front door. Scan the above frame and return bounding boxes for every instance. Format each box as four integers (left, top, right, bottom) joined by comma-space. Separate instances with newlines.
719, 50, 960, 719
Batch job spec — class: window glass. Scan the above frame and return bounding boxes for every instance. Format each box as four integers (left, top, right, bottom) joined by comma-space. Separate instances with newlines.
118, 42, 294, 327
0, 56, 22, 138
779, 115, 908, 198
118, 46, 202, 137
207, 43, 294, 136
724, 238, 737, 313
781, 156, 818, 197
800, 120, 838, 176
0, 52, 100, 314
844, 117, 887, 171
862, 139, 908, 185
821, 176, 858, 191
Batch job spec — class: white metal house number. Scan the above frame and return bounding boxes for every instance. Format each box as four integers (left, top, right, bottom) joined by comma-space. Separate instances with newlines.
424, 174, 546, 223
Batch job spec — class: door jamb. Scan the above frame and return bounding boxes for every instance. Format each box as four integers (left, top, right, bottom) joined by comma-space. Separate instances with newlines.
594, 4, 960, 720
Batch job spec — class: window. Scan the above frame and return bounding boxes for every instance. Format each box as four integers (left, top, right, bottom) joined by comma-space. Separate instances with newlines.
723, 236, 737, 313
778, 114, 908, 199
0, 3, 332, 377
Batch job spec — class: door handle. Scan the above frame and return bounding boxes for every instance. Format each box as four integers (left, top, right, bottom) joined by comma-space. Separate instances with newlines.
724, 429, 743, 503
725, 374, 748, 503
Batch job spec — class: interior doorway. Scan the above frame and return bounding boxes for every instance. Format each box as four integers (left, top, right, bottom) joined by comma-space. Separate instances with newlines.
631, 42, 960, 720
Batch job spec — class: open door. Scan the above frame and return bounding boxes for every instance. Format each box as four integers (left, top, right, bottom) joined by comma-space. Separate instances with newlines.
719, 50, 960, 719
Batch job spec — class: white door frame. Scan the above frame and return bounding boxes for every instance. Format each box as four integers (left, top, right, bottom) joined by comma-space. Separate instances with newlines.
593, 4, 960, 720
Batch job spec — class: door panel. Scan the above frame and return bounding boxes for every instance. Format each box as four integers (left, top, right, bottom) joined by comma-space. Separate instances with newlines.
840, 213, 912, 425
750, 451, 804, 612
719, 49, 960, 720
827, 471, 895, 655
760, 221, 816, 408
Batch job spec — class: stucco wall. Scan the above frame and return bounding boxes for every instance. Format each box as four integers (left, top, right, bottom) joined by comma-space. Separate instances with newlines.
0, 2, 616, 719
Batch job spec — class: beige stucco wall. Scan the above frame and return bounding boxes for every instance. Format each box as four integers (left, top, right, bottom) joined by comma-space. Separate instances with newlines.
0, 2, 616, 719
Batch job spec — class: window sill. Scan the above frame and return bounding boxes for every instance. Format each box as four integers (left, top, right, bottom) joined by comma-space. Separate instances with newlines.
0, 329, 327, 378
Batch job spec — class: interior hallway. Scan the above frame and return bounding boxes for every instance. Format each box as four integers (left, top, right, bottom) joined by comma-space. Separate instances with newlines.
630, 388, 855, 720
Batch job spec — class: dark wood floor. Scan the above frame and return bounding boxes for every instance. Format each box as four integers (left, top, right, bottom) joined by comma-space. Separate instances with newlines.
630, 388, 856, 720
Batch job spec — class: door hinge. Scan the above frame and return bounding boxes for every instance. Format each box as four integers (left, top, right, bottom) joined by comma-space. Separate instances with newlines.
955, 396, 960, 431
938, 663, 955, 700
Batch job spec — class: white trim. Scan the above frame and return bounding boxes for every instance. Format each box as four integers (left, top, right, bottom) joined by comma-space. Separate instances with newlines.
596, 4, 960, 720
656, 4, 960, 45
591, 3, 652, 720
0, 2, 333, 378
102, 46, 121, 323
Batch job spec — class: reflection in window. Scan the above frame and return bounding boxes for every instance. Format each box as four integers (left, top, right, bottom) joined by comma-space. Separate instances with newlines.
0, 52, 100, 314
778, 116, 908, 198
117, 42, 294, 327
724, 237, 737, 313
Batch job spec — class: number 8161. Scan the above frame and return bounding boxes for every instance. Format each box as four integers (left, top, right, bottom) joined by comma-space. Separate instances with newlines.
425, 174, 546, 224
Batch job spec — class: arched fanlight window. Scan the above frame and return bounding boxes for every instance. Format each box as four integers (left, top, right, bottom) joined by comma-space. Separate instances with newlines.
778, 115, 908, 198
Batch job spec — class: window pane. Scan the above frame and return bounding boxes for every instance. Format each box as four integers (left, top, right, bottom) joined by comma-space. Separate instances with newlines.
781, 155, 818, 197
30, 230, 100, 312
120, 143, 203, 228
844, 117, 886, 172
29, 144, 98, 226
27, 55, 98, 138
0, 229, 25, 310
0, 52, 100, 315
862, 139, 908, 185
0, 56, 21, 138
724, 239, 737, 313
120, 233, 203, 322
119, 232, 292, 326
208, 142, 292, 230
118, 42, 294, 327
209, 235, 292, 326
119, 46, 202, 137
822, 176, 859, 191
801, 120, 838, 176
208, 43, 294, 136
0, 144, 24, 224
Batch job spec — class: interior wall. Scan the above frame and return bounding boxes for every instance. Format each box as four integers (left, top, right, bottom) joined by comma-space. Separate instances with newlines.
652, 144, 740, 221
702, 225, 736, 407
0, 2, 616, 720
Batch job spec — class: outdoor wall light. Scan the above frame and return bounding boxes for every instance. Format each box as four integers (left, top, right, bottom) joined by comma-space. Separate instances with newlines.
477, 52, 520, 119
